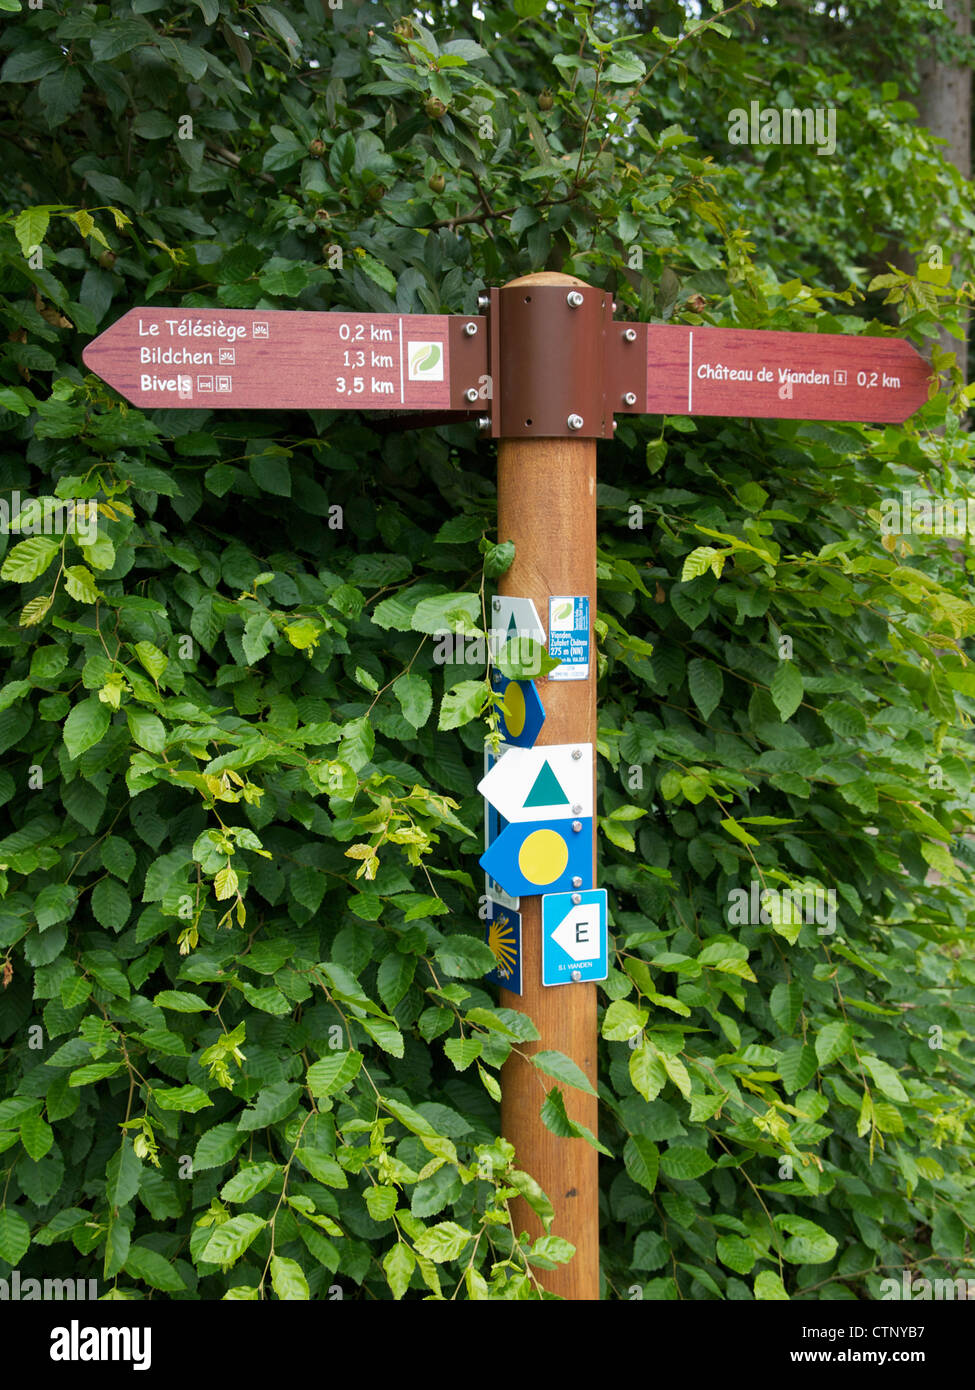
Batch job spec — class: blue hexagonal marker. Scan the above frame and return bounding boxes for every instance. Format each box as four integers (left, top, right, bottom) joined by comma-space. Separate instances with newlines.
479, 816, 593, 900
490, 669, 546, 749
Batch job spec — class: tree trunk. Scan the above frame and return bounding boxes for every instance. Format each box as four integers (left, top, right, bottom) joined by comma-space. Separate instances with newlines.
915, 0, 971, 386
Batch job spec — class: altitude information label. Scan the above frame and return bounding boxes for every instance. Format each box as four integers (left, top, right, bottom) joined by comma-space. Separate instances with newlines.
82, 308, 453, 411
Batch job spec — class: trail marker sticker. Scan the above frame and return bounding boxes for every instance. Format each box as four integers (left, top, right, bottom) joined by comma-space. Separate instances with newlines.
480, 816, 593, 899
547, 596, 590, 681
488, 596, 546, 662
477, 743, 592, 823
542, 889, 608, 986
478, 741, 594, 895
484, 901, 522, 995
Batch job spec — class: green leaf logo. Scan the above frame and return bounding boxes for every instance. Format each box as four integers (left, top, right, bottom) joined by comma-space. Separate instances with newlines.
407, 342, 442, 378
553, 601, 573, 622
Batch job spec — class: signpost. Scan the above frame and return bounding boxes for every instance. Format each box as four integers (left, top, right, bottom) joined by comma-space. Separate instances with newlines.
81, 306, 488, 414
629, 322, 930, 423
83, 269, 933, 1303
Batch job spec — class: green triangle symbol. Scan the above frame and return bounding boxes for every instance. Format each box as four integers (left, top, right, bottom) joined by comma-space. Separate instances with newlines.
507, 612, 518, 635
523, 760, 569, 809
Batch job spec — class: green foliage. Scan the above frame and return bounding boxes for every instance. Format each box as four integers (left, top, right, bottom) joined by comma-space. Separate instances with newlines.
1, 0, 974, 1302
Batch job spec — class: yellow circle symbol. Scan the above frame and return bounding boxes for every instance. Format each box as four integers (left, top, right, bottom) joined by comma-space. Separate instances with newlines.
503, 682, 526, 737
518, 828, 568, 885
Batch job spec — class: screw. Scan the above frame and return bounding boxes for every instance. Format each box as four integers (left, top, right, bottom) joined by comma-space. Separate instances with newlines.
612, 300, 618, 312
493, 597, 501, 611
612, 420, 618, 431
567, 414, 584, 431
572, 893, 582, 904
477, 293, 490, 311
571, 970, 582, 982
477, 416, 491, 434
566, 290, 584, 308
465, 387, 479, 403
572, 820, 582, 832
623, 327, 637, 343
623, 391, 637, 406
571, 748, 582, 760
463, 322, 477, 337
572, 803, 582, 815
572, 876, 582, 888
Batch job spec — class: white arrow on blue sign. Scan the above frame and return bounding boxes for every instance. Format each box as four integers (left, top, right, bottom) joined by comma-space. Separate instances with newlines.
542, 889, 608, 986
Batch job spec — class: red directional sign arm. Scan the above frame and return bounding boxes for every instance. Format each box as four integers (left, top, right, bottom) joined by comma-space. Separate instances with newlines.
81, 307, 487, 413
82, 297, 932, 429
612, 322, 931, 425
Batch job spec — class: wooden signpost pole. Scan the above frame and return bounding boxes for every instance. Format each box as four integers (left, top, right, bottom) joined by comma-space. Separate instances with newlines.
83, 267, 932, 1305
494, 272, 602, 1300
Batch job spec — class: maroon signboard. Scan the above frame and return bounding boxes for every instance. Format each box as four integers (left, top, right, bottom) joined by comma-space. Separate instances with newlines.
82, 307, 485, 412
634, 324, 930, 424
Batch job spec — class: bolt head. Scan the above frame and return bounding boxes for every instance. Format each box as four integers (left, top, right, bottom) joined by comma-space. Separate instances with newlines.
566, 290, 584, 308
571, 970, 582, 982
572, 820, 582, 833
567, 414, 584, 431
477, 293, 490, 311
571, 748, 582, 760
623, 391, 637, 406
465, 387, 479, 403
572, 803, 583, 815
572, 893, 582, 905
624, 327, 637, 343
572, 877, 582, 888
477, 416, 491, 434
463, 322, 477, 337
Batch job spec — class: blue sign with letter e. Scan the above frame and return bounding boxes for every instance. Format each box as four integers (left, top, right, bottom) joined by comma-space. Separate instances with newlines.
541, 888, 607, 986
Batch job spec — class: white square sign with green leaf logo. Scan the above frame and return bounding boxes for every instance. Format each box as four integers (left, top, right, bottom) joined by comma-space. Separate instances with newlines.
407, 340, 444, 380
548, 595, 590, 681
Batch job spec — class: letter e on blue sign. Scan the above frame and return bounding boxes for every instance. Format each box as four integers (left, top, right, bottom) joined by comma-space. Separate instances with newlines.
541, 889, 607, 986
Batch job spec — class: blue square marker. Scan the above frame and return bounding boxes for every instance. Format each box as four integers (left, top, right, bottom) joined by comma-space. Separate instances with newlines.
541, 889, 608, 986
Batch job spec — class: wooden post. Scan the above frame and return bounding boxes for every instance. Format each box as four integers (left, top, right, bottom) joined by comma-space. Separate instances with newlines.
496, 271, 600, 1300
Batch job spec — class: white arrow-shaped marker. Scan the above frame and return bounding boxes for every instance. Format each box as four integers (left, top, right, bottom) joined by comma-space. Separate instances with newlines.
489, 596, 545, 660
477, 743, 593, 823
551, 903, 601, 962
